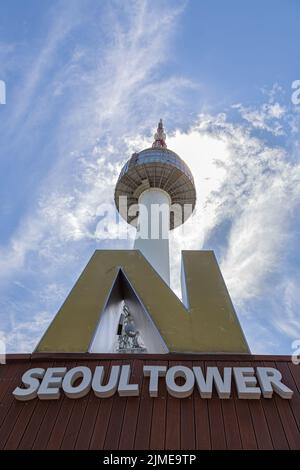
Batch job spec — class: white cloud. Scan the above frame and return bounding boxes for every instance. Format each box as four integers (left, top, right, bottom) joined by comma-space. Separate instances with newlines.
5, 311, 53, 353
232, 101, 287, 135
5, 1, 83, 132
273, 277, 300, 340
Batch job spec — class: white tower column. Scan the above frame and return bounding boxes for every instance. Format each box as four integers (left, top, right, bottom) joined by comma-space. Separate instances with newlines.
134, 188, 170, 285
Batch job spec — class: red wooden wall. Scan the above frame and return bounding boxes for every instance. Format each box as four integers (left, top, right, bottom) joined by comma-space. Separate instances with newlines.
0, 354, 300, 450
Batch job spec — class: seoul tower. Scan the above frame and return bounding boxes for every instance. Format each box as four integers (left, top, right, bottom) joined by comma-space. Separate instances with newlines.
36, 120, 249, 356
115, 120, 196, 285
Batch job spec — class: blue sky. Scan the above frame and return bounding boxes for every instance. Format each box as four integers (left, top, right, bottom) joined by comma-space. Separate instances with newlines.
0, 0, 300, 353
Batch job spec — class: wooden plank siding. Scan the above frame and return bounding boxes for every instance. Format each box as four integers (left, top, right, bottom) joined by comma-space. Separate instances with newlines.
0, 354, 299, 450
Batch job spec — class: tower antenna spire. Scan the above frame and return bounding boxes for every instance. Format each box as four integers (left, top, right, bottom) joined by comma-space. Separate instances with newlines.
152, 119, 167, 149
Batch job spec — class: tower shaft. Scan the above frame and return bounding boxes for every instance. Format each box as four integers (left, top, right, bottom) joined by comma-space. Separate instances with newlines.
134, 188, 171, 285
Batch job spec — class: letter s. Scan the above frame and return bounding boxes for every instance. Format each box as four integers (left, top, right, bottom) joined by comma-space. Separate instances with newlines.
13, 368, 45, 401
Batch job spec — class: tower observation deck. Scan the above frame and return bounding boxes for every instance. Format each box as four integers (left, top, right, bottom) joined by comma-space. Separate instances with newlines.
114, 120, 196, 285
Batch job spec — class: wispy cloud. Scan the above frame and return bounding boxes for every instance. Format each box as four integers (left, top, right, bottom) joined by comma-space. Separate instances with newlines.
273, 277, 300, 340
233, 101, 287, 135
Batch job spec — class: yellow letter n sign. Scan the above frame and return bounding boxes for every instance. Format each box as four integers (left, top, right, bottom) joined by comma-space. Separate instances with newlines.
36, 250, 249, 354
